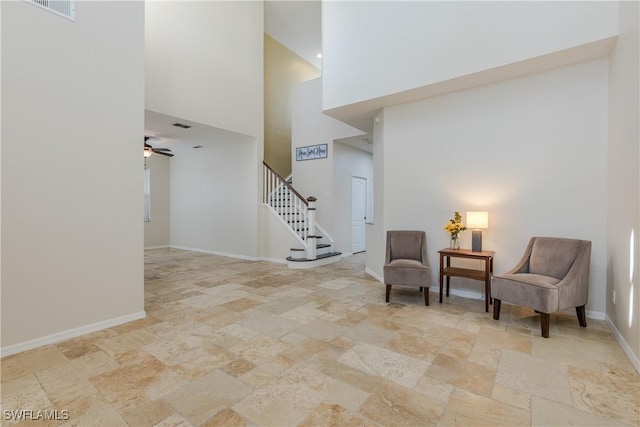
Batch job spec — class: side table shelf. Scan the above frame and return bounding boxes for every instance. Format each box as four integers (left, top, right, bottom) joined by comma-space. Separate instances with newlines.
438, 248, 495, 312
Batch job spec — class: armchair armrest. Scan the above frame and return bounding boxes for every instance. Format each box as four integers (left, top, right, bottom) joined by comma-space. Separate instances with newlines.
555, 240, 591, 309
504, 238, 536, 274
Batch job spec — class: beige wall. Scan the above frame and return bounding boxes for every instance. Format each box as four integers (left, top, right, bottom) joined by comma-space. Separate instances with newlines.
144, 154, 170, 248
1, 1, 145, 351
264, 34, 319, 177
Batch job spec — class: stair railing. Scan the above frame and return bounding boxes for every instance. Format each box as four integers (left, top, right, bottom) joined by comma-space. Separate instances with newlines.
263, 161, 311, 244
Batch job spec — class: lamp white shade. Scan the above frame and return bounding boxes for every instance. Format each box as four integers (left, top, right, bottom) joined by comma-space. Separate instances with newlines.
467, 211, 488, 229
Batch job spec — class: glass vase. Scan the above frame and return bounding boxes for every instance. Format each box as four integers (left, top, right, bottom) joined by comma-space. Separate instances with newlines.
450, 236, 460, 250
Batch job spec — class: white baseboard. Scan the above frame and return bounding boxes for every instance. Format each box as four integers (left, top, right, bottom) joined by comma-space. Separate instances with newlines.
1, 311, 146, 358
144, 245, 170, 250
170, 245, 259, 262
259, 257, 287, 264
366, 269, 608, 321
605, 315, 640, 374
365, 268, 384, 283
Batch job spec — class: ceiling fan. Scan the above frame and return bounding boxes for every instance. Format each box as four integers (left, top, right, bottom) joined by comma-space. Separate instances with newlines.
144, 136, 174, 157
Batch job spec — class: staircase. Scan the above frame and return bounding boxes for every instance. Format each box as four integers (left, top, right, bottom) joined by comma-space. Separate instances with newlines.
263, 162, 342, 268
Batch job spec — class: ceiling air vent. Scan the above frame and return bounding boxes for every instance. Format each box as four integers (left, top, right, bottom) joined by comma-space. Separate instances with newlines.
172, 123, 192, 129
25, 0, 75, 21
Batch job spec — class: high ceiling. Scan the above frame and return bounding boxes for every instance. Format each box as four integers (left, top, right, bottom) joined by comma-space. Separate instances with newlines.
265, 0, 322, 69
144, 2, 369, 158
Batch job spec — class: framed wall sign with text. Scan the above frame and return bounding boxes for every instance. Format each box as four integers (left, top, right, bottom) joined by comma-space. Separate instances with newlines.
296, 144, 328, 161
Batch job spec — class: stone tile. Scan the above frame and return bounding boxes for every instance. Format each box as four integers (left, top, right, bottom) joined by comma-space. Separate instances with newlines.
237, 356, 292, 389
491, 383, 531, 411
95, 329, 159, 359
239, 308, 303, 338
201, 408, 248, 427
440, 388, 530, 426
281, 337, 336, 363
1, 346, 68, 383
122, 400, 175, 427
55, 330, 117, 360
414, 375, 454, 403
343, 320, 395, 347
163, 369, 252, 426
318, 278, 354, 290
304, 356, 382, 393
496, 349, 573, 405
385, 328, 440, 362
337, 342, 429, 388
359, 380, 445, 426
89, 354, 185, 412
295, 319, 349, 342
330, 335, 356, 350
59, 404, 129, 427
425, 353, 496, 397
568, 363, 640, 426
233, 365, 331, 426
220, 359, 256, 378
178, 290, 251, 311
531, 396, 630, 426
4, 250, 638, 427
323, 378, 370, 412
153, 413, 193, 427
1, 374, 53, 425
299, 403, 374, 427
254, 296, 308, 315
218, 297, 263, 313
228, 335, 290, 365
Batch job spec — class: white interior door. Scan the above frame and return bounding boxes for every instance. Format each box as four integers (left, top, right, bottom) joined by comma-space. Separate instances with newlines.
352, 176, 366, 253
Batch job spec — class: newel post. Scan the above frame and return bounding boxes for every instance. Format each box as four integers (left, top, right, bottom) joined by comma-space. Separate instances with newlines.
306, 196, 317, 260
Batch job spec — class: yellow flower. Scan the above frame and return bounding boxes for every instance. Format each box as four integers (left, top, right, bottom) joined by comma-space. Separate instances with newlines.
444, 211, 467, 238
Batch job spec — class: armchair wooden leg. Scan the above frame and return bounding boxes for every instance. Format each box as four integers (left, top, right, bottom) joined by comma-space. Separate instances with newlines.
424, 287, 429, 306
385, 285, 391, 303
540, 313, 550, 338
493, 298, 501, 320
576, 305, 587, 328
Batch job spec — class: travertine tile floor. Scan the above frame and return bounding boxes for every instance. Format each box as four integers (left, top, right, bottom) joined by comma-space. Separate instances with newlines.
2, 249, 639, 426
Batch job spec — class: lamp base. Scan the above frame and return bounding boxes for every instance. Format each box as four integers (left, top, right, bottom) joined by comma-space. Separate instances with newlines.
471, 230, 483, 252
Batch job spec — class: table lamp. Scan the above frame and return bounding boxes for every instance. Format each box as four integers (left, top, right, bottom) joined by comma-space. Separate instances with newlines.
467, 211, 488, 252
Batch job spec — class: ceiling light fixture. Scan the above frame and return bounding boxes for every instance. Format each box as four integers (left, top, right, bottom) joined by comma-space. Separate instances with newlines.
316, 53, 322, 58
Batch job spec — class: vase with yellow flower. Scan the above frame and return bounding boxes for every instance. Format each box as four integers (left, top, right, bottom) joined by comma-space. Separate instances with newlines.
444, 211, 466, 250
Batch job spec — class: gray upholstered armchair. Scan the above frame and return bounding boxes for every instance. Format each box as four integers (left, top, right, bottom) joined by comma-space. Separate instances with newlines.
383, 230, 431, 306
492, 237, 591, 338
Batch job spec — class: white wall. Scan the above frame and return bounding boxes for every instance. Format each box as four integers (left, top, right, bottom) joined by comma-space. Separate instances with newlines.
322, 1, 617, 112
607, 0, 639, 363
259, 205, 303, 263
145, 1, 263, 137
377, 59, 609, 314
291, 78, 364, 245
366, 110, 386, 281
1, 1, 144, 350
333, 142, 373, 254
144, 154, 170, 248
145, 0, 263, 261
170, 139, 259, 259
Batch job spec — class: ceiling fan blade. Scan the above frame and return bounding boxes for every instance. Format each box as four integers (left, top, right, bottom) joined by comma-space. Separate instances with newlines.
153, 149, 174, 157
153, 148, 172, 152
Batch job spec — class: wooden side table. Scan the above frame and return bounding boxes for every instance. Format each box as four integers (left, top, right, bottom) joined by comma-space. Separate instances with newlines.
438, 248, 495, 312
